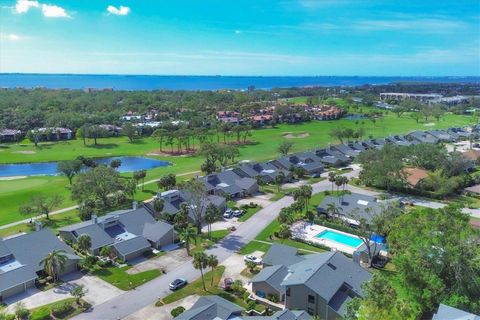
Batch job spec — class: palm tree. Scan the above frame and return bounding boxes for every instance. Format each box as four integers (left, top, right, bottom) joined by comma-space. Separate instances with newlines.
77, 234, 92, 254
326, 202, 341, 219
179, 226, 196, 256
204, 203, 220, 239
328, 172, 337, 193
39, 250, 68, 282
206, 254, 219, 286
192, 252, 208, 291
335, 176, 343, 196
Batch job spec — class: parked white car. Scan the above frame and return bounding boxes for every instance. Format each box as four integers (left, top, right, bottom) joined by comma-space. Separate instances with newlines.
244, 255, 262, 265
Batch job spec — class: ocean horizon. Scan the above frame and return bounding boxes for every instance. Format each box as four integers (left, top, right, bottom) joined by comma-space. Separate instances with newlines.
0, 73, 479, 91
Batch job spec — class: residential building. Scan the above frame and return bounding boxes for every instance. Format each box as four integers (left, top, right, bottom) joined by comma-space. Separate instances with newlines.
262, 243, 304, 267
317, 193, 395, 226
35, 127, 73, 140
403, 167, 429, 188
152, 189, 226, 220
200, 170, 259, 199
447, 127, 472, 140
282, 251, 371, 319
426, 130, 456, 142
175, 295, 311, 320
432, 304, 480, 320
379, 92, 442, 102
251, 245, 371, 319
271, 152, 324, 175
59, 206, 175, 261
313, 148, 351, 167
385, 135, 412, 146
0, 228, 80, 300
233, 162, 293, 184
329, 144, 361, 158
360, 139, 385, 150
406, 131, 439, 144
174, 295, 243, 320
0, 129, 22, 142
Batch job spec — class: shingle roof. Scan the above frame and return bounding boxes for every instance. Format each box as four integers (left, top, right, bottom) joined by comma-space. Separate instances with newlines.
175, 295, 244, 320
433, 304, 480, 320
317, 193, 386, 223
245, 310, 310, 320
0, 229, 79, 292
113, 236, 151, 256
263, 243, 303, 267
142, 221, 173, 243
252, 265, 289, 293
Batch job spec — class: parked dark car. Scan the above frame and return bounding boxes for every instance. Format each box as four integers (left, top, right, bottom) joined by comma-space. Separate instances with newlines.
223, 277, 234, 291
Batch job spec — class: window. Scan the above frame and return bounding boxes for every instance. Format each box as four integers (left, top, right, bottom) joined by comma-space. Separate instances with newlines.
307, 307, 314, 315
286, 288, 291, 297
308, 294, 315, 304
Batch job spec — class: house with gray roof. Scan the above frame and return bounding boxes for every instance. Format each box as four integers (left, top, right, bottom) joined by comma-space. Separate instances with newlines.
233, 162, 293, 184
0, 228, 80, 300
426, 130, 456, 142
251, 264, 289, 302
282, 251, 371, 319
249, 244, 371, 319
432, 304, 480, 320
174, 295, 244, 320
448, 127, 472, 140
152, 189, 226, 220
271, 152, 324, 176
385, 135, 412, 146
313, 148, 351, 167
329, 144, 361, 158
263, 243, 303, 267
317, 193, 397, 226
406, 131, 439, 144
245, 309, 310, 320
59, 206, 175, 261
200, 170, 259, 199
360, 139, 384, 150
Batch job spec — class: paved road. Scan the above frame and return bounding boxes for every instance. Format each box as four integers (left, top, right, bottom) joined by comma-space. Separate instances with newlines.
74, 170, 360, 320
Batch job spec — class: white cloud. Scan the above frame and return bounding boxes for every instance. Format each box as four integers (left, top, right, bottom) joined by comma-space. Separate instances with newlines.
234, 30, 242, 34
107, 5, 130, 16
0, 33, 21, 41
41, 3, 69, 17
15, 0, 39, 13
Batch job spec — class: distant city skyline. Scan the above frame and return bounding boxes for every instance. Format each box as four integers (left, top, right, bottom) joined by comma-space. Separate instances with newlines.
0, 0, 479, 76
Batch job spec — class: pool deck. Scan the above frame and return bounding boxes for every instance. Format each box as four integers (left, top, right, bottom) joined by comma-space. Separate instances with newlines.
290, 221, 363, 255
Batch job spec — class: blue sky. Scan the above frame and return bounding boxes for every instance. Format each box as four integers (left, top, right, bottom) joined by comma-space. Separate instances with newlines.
0, 0, 479, 76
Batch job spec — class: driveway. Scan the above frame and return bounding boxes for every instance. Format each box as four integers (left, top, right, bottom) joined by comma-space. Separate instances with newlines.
127, 249, 191, 274
123, 295, 199, 320
236, 194, 274, 208
62, 272, 123, 306
5, 272, 123, 313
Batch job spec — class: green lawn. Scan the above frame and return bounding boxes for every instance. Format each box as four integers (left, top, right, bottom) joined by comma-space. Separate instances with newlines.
91, 266, 161, 290
0, 110, 475, 227
238, 206, 261, 222
29, 298, 89, 320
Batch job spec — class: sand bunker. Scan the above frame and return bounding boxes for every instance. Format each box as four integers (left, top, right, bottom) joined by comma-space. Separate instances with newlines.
282, 132, 310, 139
423, 123, 435, 127
13, 150, 36, 154
0, 176, 27, 181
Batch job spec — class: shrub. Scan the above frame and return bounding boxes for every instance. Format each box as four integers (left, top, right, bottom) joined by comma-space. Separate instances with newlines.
170, 306, 185, 317
267, 294, 279, 303
243, 291, 250, 302
324, 190, 330, 195
5, 315, 15, 320
247, 300, 257, 311
14, 303, 29, 320
51, 301, 73, 317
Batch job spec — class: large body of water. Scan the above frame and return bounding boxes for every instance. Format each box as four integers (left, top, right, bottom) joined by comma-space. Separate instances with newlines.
1, 74, 478, 91
0, 156, 170, 177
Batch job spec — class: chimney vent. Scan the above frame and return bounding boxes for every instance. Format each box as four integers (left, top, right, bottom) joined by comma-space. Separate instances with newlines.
92, 215, 98, 224
35, 220, 42, 231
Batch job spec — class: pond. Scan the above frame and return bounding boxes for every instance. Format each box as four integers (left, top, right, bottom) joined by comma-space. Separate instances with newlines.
343, 114, 367, 120
0, 156, 170, 177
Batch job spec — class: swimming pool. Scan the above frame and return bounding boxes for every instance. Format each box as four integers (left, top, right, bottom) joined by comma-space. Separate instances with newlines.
315, 230, 363, 248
